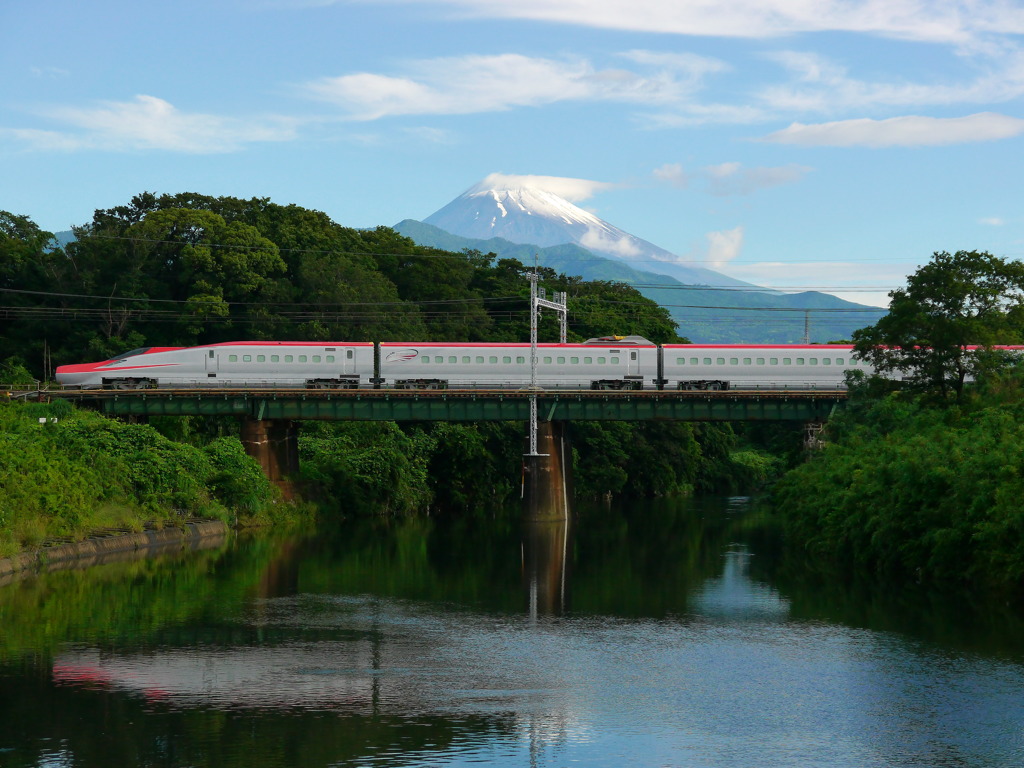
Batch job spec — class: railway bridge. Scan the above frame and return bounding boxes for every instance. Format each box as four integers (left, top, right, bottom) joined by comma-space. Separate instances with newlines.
52, 387, 846, 518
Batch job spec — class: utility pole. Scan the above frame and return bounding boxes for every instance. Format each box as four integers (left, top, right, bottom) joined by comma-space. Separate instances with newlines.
525, 260, 567, 457
802, 309, 811, 345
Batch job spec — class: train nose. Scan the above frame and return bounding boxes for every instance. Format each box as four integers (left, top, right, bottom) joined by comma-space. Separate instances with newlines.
55, 363, 99, 387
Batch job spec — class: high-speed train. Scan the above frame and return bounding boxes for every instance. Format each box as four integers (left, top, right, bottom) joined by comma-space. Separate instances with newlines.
55, 336, 879, 391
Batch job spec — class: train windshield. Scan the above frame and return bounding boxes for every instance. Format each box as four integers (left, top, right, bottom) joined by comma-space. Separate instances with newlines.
106, 347, 152, 361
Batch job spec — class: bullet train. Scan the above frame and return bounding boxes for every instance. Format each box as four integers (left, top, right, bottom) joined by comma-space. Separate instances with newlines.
55, 337, 883, 391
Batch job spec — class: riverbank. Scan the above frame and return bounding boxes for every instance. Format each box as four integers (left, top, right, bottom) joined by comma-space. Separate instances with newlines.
0, 520, 229, 586
770, 383, 1024, 598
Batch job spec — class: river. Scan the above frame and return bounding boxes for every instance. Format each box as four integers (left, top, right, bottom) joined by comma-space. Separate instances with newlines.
1, 497, 1023, 767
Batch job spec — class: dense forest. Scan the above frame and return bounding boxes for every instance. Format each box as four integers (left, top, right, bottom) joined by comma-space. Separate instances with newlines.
771, 250, 1024, 598
0, 194, 777, 556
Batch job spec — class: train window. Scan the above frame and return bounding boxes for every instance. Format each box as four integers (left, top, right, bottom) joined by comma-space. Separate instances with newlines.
796, 358, 805, 365
271, 355, 279, 363
756, 358, 765, 365
611, 357, 619, 364
257, 355, 266, 363
420, 357, 429, 364
490, 356, 498, 364
543, 356, 552, 364
704, 358, 712, 365
503, 356, 511, 364
208, 350, 214, 358
597, 357, 606, 364
729, 358, 738, 365
743, 358, 751, 365
584, 357, 593, 364
809, 358, 818, 365
462, 356, 471, 364
477, 356, 485, 364
783, 358, 792, 365
448, 356, 457, 364
516, 356, 526, 364
229, 354, 238, 362
676, 357, 684, 365
312, 355, 321, 363
557, 356, 566, 365
716, 358, 725, 365
823, 358, 831, 365
571, 357, 580, 364
347, 350, 354, 359
298, 355, 308, 363
243, 355, 252, 362
690, 357, 698, 365
836, 358, 845, 365
770, 358, 778, 365
326, 355, 335, 363
285, 355, 293, 363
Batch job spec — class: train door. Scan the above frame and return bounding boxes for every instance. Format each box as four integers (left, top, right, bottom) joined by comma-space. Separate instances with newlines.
204, 348, 218, 379
343, 348, 356, 374
628, 349, 639, 376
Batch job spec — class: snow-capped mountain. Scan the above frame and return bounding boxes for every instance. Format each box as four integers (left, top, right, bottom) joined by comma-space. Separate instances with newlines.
424, 178, 753, 288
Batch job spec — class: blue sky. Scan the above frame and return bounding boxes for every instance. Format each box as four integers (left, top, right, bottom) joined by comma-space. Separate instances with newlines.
4, 0, 1024, 306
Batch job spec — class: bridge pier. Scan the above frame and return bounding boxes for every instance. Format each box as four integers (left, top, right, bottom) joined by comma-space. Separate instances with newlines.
239, 418, 300, 487
522, 421, 573, 521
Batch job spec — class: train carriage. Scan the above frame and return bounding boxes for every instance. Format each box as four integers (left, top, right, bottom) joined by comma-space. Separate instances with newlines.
661, 344, 868, 390
55, 341, 375, 389
379, 338, 659, 390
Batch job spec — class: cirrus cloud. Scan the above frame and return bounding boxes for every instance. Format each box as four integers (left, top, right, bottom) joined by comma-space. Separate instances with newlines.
326, 0, 1024, 45
11, 95, 298, 153
761, 112, 1024, 147
299, 51, 724, 119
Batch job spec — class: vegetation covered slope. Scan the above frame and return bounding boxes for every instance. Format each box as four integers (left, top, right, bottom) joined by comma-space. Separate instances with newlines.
772, 251, 1024, 598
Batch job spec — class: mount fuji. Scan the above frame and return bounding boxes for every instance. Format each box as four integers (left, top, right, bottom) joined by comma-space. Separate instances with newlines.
397, 176, 886, 343
422, 177, 753, 289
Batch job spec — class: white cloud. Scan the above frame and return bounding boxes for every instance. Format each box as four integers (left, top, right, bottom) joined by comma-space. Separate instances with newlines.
760, 49, 1024, 113
706, 226, 744, 268
580, 228, 643, 257
703, 162, 812, 195
980, 216, 1006, 226
476, 172, 615, 202
299, 52, 718, 119
13, 95, 297, 153
652, 163, 688, 188
329, 1, 1024, 45
762, 112, 1024, 147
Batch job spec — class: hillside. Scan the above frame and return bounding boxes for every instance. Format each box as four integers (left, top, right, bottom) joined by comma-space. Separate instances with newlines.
394, 220, 886, 344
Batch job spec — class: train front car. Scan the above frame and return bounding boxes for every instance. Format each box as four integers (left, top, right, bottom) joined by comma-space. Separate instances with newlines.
55, 346, 191, 389
661, 344, 872, 391
378, 337, 658, 390
56, 341, 376, 389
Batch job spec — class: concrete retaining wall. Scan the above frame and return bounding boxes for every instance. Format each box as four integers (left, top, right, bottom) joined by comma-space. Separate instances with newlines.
0, 521, 229, 585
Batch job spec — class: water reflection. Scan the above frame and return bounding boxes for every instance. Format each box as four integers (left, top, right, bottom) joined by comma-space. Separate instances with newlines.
523, 516, 571, 618
1, 498, 1024, 767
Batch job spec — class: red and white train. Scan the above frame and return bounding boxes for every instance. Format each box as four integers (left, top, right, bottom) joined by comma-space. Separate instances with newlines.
55, 336, 879, 391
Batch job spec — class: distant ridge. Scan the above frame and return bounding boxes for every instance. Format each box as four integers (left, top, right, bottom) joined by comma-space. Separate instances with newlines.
394, 219, 886, 344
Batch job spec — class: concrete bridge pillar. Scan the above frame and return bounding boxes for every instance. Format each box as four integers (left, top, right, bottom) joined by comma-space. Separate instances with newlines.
522, 420, 573, 521
239, 418, 300, 483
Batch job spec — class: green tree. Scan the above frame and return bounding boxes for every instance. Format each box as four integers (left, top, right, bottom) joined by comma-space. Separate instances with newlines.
852, 250, 1024, 400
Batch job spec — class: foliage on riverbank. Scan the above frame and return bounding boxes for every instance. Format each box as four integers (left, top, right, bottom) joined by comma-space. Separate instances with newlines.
771, 375, 1024, 596
0, 401, 287, 558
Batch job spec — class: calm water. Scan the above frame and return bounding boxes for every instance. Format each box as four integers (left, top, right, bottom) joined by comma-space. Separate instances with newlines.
2, 498, 1024, 767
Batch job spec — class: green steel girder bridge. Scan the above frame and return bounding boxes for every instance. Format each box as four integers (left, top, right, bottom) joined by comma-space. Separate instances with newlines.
52, 388, 846, 423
